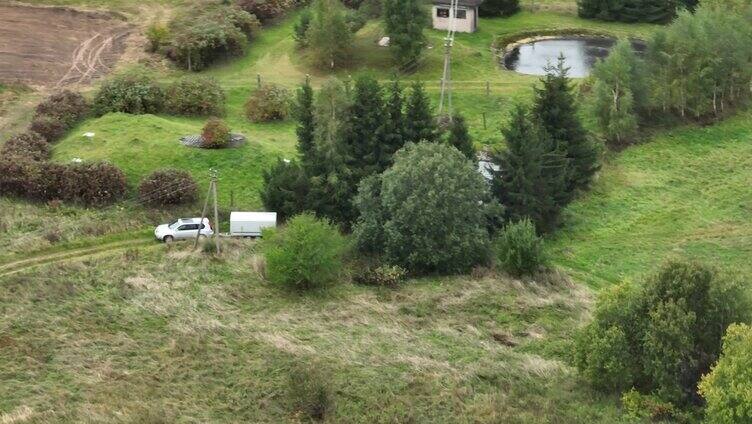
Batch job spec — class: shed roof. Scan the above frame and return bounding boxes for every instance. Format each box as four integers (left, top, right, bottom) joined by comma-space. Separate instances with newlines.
432, 0, 483, 6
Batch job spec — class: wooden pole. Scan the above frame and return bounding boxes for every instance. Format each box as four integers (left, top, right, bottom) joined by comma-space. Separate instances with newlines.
257, 73, 261, 88
212, 172, 221, 255
193, 179, 213, 249
482, 112, 487, 129
486, 81, 490, 97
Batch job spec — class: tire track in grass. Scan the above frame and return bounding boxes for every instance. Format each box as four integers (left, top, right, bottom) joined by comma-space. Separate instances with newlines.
0, 237, 156, 278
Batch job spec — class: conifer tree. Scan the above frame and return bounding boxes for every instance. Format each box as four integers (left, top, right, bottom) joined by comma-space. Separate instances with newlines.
382, 79, 406, 167
446, 113, 475, 160
341, 75, 387, 178
404, 81, 437, 143
383, 0, 428, 68
294, 78, 316, 167
492, 105, 564, 233
533, 56, 599, 200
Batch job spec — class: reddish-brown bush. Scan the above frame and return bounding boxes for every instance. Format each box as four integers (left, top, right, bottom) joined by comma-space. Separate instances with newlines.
236, 0, 293, 21
1, 132, 51, 161
34, 90, 89, 127
201, 118, 231, 148
0, 155, 44, 198
30, 115, 67, 142
138, 169, 198, 206
37, 161, 126, 205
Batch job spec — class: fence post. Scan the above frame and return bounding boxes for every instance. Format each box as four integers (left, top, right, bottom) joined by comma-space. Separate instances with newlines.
257, 74, 261, 88
486, 81, 490, 97
482, 112, 487, 130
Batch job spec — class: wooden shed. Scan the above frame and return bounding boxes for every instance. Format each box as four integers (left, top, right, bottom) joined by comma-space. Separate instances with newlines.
432, 0, 483, 33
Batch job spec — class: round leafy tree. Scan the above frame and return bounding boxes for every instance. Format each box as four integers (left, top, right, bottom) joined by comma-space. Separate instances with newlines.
201, 118, 231, 149
354, 142, 492, 274
165, 76, 226, 116
138, 169, 198, 206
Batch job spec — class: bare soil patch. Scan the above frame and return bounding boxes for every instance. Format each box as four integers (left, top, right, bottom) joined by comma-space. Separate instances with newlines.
0, 4, 131, 89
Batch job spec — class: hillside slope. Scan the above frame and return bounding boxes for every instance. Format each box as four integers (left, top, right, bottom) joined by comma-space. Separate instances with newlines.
549, 111, 752, 288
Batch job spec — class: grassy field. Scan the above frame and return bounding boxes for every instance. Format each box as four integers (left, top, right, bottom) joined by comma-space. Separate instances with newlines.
50, 11, 657, 208
0, 240, 636, 423
548, 111, 752, 288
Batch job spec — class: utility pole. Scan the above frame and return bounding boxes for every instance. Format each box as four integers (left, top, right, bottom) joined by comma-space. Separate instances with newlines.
193, 169, 220, 255
438, 0, 458, 121
211, 169, 221, 255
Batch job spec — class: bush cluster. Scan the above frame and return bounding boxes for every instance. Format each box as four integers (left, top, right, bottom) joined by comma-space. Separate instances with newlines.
236, 0, 294, 22
165, 76, 226, 116
573, 260, 751, 405
0, 159, 126, 206
494, 218, 545, 277
93, 70, 165, 115
201, 118, 231, 149
578, 0, 693, 23
165, 6, 260, 71
138, 169, 198, 206
29, 90, 89, 142
262, 213, 347, 291
352, 263, 406, 288
1, 132, 50, 162
245, 84, 290, 122
479, 0, 520, 17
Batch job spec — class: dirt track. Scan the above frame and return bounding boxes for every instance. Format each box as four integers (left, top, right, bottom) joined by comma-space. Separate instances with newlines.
0, 4, 131, 88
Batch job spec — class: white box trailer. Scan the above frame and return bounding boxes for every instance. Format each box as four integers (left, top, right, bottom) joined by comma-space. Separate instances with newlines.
229, 212, 277, 237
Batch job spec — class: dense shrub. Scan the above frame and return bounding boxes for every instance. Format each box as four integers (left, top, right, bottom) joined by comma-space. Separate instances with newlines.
574, 260, 751, 405
93, 70, 165, 115
262, 213, 347, 291
352, 263, 406, 288
578, 0, 678, 23
494, 218, 545, 277
145, 22, 170, 53
0, 158, 125, 205
245, 84, 290, 122
34, 90, 89, 128
39, 162, 127, 205
29, 115, 66, 142
138, 169, 198, 206
0, 155, 43, 198
287, 360, 333, 420
167, 6, 260, 71
621, 389, 678, 422
260, 159, 310, 222
479, 0, 520, 17
201, 118, 231, 149
699, 323, 752, 423
353, 142, 493, 275
236, 0, 293, 21
165, 76, 225, 116
1, 132, 50, 161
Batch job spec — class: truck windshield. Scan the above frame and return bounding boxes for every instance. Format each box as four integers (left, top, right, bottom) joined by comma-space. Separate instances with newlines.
168, 220, 179, 229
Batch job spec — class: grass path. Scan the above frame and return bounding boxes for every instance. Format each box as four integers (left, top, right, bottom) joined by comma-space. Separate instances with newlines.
0, 237, 156, 278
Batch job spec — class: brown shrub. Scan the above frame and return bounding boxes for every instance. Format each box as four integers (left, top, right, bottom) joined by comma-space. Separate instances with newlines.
30, 115, 67, 142
1, 132, 50, 161
34, 90, 89, 127
138, 169, 198, 206
37, 161, 126, 205
245, 83, 290, 122
0, 155, 44, 198
201, 118, 231, 148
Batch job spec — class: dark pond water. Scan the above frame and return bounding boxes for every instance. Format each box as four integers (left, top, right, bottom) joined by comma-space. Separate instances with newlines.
503, 37, 645, 78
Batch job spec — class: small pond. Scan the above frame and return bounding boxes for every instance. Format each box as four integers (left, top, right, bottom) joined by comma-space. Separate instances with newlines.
503, 37, 645, 78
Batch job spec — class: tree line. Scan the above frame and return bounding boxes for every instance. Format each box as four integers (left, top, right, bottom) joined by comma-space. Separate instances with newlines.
588, 5, 752, 146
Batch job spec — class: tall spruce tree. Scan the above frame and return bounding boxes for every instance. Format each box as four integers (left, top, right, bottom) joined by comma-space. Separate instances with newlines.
447, 113, 475, 160
295, 78, 316, 167
404, 81, 437, 143
383, 0, 428, 68
382, 79, 406, 167
492, 104, 564, 233
533, 56, 599, 201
